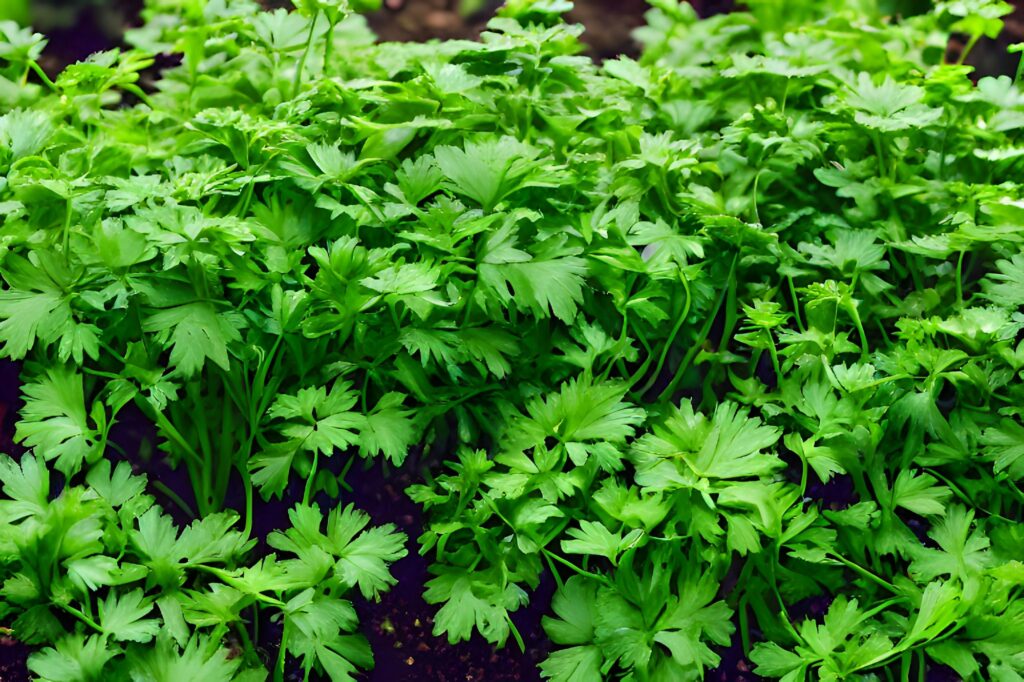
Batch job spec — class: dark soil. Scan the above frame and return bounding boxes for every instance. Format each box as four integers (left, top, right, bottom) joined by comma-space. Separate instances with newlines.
0, 637, 31, 682
366, 0, 662, 60
344, 463, 555, 682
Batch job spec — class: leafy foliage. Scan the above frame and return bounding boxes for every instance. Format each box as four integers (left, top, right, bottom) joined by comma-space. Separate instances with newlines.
1, 0, 1024, 679
0, 455, 405, 680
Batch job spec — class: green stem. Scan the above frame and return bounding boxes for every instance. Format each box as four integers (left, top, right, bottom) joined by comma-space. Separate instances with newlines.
152, 480, 197, 518
303, 450, 319, 506
826, 551, 901, 595
59, 603, 102, 633
81, 367, 124, 382
28, 60, 57, 91
625, 330, 657, 389
788, 275, 805, 332
504, 612, 526, 653
337, 455, 356, 493
62, 197, 72, 263
767, 335, 783, 386
198, 566, 288, 608
957, 33, 981, 66
798, 446, 809, 499
274, 622, 289, 682
659, 253, 739, 399
542, 550, 566, 591
214, 377, 235, 507
292, 12, 319, 98
765, 554, 801, 642
235, 620, 259, 667
324, 18, 337, 74
637, 269, 691, 395
846, 300, 870, 359
133, 396, 203, 467
241, 467, 254, 538
871, 132, 887, 179
955, 250, 966, 308
540, 548, 613, 587
751, 170, 762, 225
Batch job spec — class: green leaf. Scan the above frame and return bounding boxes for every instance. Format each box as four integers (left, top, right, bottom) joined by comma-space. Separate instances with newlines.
0, 453, 49, 521
561, 520, 628, 562
891, 470, 950, 517
0, 253, 86, 362
843, 73, 942, 132
65, 555, 121, 592
98, 590, 161, 643
479, 253, 588, 324
543, 576, 598, 645
331, 509, 408, 600
750, 641, 806, 679
126, 632, 242, 682
357, 393, 416, 465
15, 368, 101, 475
268, 503, 406, 599
434, 136, 539, 211
143, 302, 243, 376
632, 401, 782, 486
982, 419, 1024, 478
27, 635, 114, 682
424, 570, 529, 646
539, 645, 603, 682
909, 506, 993, 582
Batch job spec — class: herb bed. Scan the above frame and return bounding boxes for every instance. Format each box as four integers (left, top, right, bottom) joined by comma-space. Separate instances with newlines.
2, 1, 1024, 681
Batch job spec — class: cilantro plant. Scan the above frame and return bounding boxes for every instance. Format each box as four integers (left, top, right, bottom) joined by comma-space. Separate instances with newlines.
2, 0, 1024, 680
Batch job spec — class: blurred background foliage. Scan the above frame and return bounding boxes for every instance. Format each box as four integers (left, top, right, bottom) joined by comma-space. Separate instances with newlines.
3, 0, 1023, 116
0, 0, 29, 24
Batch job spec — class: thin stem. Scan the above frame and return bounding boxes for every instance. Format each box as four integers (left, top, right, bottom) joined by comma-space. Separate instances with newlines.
659, 253, 739, 399
751, 170, 762, 225
826, 551, 901, 595
133, 396, 203, 467
788, 275, 805, 332
504, 612, 526, 653
324, 18, 337, 74
292, 12, 319, 98
337, 455, 355, 493
542, 550, 566, 591
637, 269, 691, 395
152, 480, 197, 518
81, 367, 124, 381
957, 34, 981, 66
955, 250, 966, 308
241, 467, 254, 538
303, 450, 319, 506
798, 446, 809, 499
28, 61, 58, 91
62, 197, 72, 263
767, 335, 783, 386
625, 330, 657, 389
540, 548, 613, 587
765, 554, 802, 642
274, 622, 289, 682
846, 300, 870, 359
871, 132, 887, 179
59, 603, 102, 633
